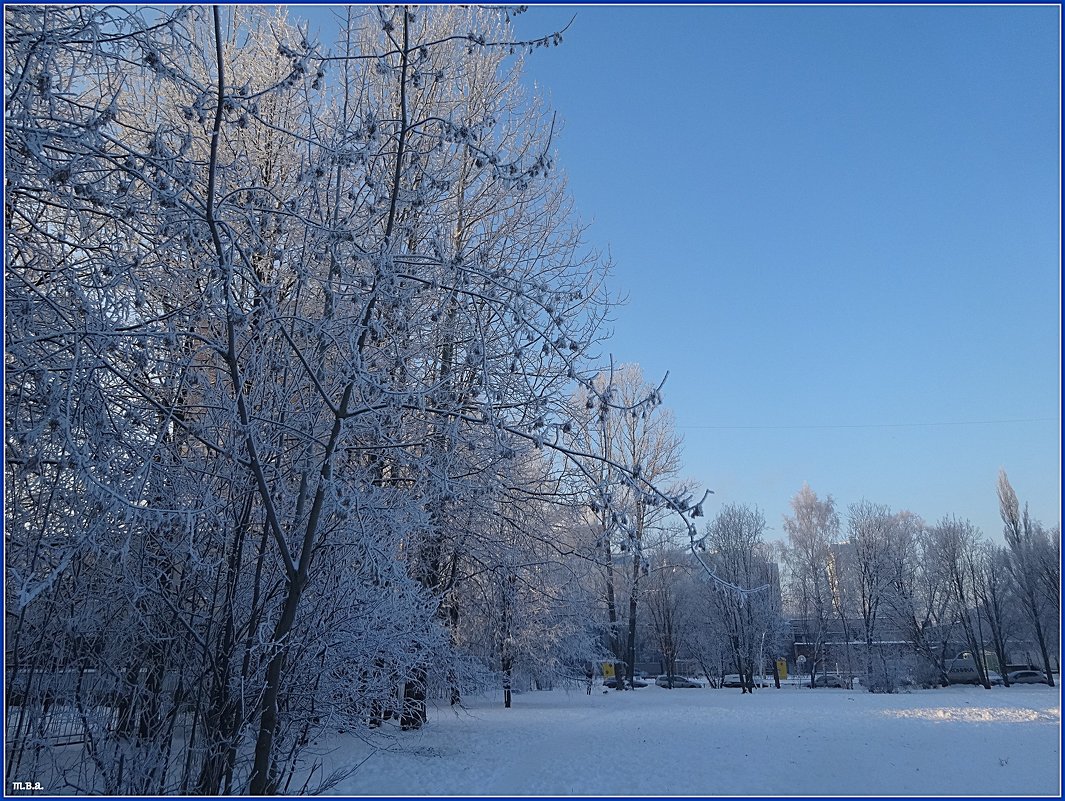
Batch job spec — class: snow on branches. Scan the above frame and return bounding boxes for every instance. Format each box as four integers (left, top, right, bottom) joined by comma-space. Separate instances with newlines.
5, 5, 751, 794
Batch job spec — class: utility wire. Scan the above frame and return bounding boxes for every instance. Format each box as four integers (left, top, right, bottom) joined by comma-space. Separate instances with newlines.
679, 417, 1058, 431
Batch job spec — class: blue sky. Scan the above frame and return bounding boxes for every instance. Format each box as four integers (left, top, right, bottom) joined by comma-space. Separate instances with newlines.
295, 5, 1060, 542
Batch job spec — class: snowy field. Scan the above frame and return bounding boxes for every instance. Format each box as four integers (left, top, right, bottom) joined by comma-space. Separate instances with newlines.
313, 683, 1061, 796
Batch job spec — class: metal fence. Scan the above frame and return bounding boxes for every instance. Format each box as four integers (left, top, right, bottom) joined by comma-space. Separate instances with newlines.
7, 668, 117, 749
6, 702, 117, 747
5, 667, 181, 751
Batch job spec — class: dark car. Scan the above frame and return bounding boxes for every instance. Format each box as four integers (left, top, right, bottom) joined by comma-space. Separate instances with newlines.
722, 674, 772, 688
603, 676, 648, 689
656, 674, 703, 688
1007, 669, 1047, 684
812, 674, 848, 688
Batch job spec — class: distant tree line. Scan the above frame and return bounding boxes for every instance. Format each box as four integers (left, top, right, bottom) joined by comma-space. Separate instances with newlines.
636, 474, 1057, 694
773, 472, 1058, 691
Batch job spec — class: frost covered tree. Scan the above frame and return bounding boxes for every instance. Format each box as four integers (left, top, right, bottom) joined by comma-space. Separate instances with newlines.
927, 517, 995, 689
846, 500, 897, 689
613, 369, 685, 690
6, 5, 725, 793
881, 514, 960, 687
703, 504, 782, 693
972, 542, 1020, 688
643, 547, 695, 686
997, 470, 1057, 686
567, 364, 684, 688
1037, 524, 1060, 624
782, 484, 837, 687
448, 450, 603, 708
684, 586, 733, 687
6, 5, 447, 792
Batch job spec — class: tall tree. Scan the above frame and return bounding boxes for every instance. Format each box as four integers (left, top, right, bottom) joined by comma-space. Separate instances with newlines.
704, 504, 781, 693
782, 484, 838, 687
882, 514, 955, 687
929, 517, 993, 689
568, 364, 683, 689
644, 548, 696, 687
997, 470, 1056, 686
847, 500, 895, 688
972, 542, 1019, 687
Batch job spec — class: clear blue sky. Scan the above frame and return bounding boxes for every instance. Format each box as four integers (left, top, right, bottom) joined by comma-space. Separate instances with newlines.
295, 5, 1060, 542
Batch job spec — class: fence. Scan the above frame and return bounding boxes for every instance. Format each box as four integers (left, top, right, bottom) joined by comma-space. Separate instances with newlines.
5, 666, 184, 753
6, 702, 117, 748
6, 668, 122, 750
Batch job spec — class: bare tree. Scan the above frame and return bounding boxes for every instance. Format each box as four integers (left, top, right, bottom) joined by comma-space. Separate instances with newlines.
704, 504, 781, 693
782, 484, 838, 687
568, 364, 684, 689
972, 542, 1019, 687
847, 500, 896, 689
5, 8, 808, 797
7, 6, 736, 794
881, 512, 957, 687
644, 550, 694, 687
928, 517, 994, 689
1038, 525, 1060, 623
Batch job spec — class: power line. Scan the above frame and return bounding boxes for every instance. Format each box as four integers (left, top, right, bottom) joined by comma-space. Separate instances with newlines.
678, 417, 1059, 431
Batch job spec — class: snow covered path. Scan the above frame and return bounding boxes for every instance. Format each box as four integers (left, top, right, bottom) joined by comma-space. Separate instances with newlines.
317, 683, 1060, 796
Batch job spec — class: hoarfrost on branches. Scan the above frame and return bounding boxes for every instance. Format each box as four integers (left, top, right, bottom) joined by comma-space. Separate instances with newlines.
5, 5, 736, 794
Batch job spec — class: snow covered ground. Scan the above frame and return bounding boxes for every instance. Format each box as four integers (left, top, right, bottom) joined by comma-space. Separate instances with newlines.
313, 682, 1060, 796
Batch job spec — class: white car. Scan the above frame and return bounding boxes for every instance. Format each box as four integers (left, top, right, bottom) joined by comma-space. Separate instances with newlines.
1007, 669, 1047, 685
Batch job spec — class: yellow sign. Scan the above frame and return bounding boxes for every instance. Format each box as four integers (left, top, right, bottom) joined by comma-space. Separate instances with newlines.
602, 662, 615, 679
776, 658, 787, 680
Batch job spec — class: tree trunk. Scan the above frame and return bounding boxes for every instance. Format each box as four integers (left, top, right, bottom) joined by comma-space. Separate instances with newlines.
602, 539, 624, 662
502, 654, 513, 709
401, 666, 428, 729
1029, 601, 1056, 687
624, 504, 645, 690
447, 599, 462, 706
625, 571, 639, 690
248, 575, 304, 795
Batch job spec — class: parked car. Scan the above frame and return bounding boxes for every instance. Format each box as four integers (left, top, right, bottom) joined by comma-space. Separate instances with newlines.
656, 674, 703, 688
947, 666, 1004, 685
1007, 670, 1047, 684
812, 674, 848, 688
603, 676, 648, 689
722, 674, 772, 688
